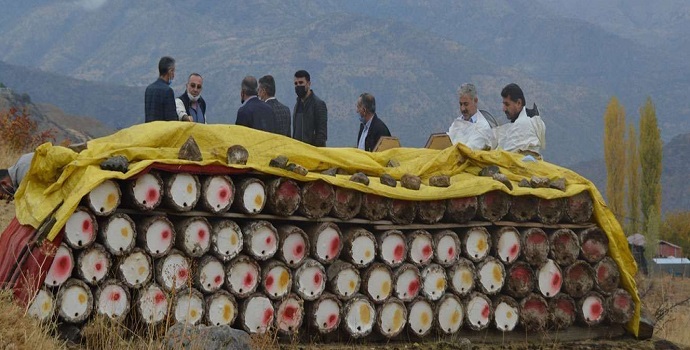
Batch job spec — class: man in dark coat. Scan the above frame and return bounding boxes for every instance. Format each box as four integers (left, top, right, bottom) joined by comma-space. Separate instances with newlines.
144, 56, 177, 122
356, 93, 391, 152
235, 76, 275, 133
292, 70, 327, 146
176, 73, 207, 123
258, 75, 291, 137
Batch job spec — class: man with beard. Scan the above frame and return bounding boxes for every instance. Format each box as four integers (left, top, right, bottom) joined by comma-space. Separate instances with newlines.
145, 56, 177, 122
292, 70, 327, 146
176, 73, 207, 123
447, 83, 495, 150
496, 83, 546, 158
235, 75, 275, 133
356, 93, 391, 151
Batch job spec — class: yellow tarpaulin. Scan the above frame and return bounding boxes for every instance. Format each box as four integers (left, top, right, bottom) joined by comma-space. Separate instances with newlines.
13, 121, 640, 335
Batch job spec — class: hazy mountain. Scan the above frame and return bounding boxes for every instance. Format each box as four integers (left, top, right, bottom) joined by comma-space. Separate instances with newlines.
0, 85, 113, 143
0, 1, 687, 167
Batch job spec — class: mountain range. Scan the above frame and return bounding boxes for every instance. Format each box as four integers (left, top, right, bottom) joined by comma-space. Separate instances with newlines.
0, 1, 688, 168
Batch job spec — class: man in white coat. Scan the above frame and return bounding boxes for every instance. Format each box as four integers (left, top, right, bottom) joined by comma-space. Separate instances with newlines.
447, 83, 495, 150
496, 83, 546, 158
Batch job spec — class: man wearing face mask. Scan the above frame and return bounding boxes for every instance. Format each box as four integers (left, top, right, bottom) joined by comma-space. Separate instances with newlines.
356, 93, 391, 152
496, 83, 546, 158
235, 75, 275, 133
175, 73, 207, 123
145, 56, 177, 123
292, 70, 328, 146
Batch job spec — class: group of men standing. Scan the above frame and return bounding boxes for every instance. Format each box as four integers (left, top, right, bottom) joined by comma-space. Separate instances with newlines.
144, 56, 545, 157
144, 56, 328, 147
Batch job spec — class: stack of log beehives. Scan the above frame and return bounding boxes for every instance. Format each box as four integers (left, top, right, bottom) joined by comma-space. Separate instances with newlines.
27, 168, 635, 340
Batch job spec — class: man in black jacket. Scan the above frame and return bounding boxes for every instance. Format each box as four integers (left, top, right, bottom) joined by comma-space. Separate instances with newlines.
176, 73, 207, 123
236, 76, 275, 133
258, 75, 291, 137
356, 93, 391, 152
292, 70, 327, 146
144, 56, 177, 122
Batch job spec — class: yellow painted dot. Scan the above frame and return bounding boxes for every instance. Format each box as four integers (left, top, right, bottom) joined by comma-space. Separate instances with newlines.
349, 280, 356, 291
393, 308, 403, 330
186, 183, 193, 194
493, 265, 502, 282
507, 311, 513, 319
364, 250, 372, 259
78, 293, 87, 304
121, 227, 129, 238
381, 281, 391, 296
106, 193, 117, 208
42, 301, 51, 312
421, 312, 430, 326
359, 304, 371, 324
190, 309, 198, 318
279, 270, 289, 288
462, 271, 473, 285
436, 278, 446, 290
451, 310, 461, 325
254, 194, 263, 207
230, 233, 238, 246
477, 238, 487, 252
223, 304, 234, 321
138, 266, 146, 276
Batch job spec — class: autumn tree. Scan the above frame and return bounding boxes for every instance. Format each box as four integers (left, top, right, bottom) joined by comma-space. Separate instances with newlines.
0, 107, 55, 153
660, 211, 690, 259
603, 97, 626, 221
626, 123, 640, 234
638, 97, 662, 234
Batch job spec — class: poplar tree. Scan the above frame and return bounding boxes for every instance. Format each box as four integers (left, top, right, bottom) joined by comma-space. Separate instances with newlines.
626, 123, 640, 234
603, 97, 626, 221
638, 97, 662, 233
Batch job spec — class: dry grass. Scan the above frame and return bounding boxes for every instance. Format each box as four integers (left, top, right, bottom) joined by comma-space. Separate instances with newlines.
0, 290, 64, 349
638, 273, 690, 347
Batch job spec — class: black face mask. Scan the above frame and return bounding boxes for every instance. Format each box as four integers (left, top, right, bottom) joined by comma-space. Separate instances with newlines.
295, 86, 307, 98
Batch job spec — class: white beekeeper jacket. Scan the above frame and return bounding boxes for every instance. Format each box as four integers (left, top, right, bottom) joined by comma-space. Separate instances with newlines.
495, 107, 546, 156
447, 110, 496, 150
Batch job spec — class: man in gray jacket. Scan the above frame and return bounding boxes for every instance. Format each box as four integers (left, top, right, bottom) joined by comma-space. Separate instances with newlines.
259, 75, 291, 137
292, 70, 327, 146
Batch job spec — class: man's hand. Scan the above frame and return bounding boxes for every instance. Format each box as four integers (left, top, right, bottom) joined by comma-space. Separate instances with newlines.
181, 114, 193, 122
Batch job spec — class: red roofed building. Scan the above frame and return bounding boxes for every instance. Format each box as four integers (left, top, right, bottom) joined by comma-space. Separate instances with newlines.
658, 240, 683, 258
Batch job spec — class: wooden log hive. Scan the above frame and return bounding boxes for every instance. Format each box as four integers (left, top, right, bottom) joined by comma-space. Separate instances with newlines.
122, 171, 163, 211
265, 177, 301, 216
298, 180, 334, 219
330, 186, 361, 221
199, 175, 235, 213
28, 168, 634, 342
506, 195, 538, 222
64, 207, 98, 249
444, 196, 477, 223
432, 229, 461, 267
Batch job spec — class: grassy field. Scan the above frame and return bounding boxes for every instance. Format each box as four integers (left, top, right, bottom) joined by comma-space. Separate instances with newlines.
0, 145, 687, 349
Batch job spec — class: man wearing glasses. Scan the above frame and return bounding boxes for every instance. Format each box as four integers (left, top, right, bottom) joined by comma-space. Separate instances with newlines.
0, 152, 34, 201
176, 73, 207, 123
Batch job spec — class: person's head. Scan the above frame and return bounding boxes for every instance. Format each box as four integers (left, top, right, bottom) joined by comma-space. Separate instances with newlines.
0, 169, 13, 200
241, 76, 258, 102
501, 83, 525, 122
356, 93, 376, 121
294, 70, 311, 100
186, 73, 203, 101
158, 56, 176, 83
258, 75, 276, 101
458, 83, 479, 120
